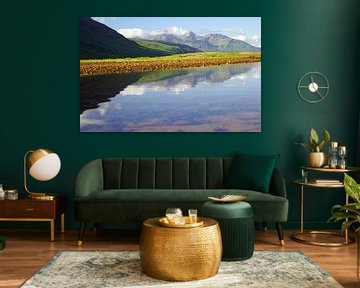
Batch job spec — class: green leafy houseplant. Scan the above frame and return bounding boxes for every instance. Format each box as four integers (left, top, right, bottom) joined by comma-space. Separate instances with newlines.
329, 173, 360, 233
296, 128, 331, 167
296, 128, 331, 152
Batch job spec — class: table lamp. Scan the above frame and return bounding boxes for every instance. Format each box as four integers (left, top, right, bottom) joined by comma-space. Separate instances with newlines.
24, 148, 61, 199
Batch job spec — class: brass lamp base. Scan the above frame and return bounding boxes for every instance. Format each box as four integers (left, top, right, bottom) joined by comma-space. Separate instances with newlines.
28, 193, 55, 200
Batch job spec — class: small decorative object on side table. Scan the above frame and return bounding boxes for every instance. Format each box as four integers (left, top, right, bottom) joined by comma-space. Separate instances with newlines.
296, 128, 330, 168
338, 146, 347, 169
0, 184, 5, 199
328, 142, 338, 169
5, 189, 18, 200
0, 195, 66, 241
291, 166, 360, 246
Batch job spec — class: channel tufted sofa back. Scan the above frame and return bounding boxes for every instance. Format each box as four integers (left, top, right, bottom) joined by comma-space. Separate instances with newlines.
102, 157, 233, 190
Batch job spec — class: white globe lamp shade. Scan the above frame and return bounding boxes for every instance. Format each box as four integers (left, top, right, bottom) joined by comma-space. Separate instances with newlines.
28, 150, 61, 181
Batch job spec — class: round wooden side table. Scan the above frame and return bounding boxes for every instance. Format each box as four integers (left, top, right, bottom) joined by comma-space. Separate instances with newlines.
139, 217, 222, 281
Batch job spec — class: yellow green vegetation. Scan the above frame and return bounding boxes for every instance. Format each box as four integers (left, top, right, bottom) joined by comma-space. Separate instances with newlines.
80, 52, 261, 76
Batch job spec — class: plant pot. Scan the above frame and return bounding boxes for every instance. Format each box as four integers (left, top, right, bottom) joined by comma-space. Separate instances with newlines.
307, 152, 328, 168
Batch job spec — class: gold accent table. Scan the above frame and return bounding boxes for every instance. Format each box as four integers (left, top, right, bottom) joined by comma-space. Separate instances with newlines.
291, 166, 359, 246
140, 217, 222, 281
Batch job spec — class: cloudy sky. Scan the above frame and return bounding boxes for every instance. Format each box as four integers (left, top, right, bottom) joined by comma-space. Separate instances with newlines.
92, 17, 261, 47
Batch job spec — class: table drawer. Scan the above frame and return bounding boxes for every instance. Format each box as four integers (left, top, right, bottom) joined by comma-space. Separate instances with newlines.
0, 201, 55, 218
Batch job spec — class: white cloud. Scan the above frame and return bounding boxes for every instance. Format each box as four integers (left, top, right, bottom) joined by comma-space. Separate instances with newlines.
234, 33, 261, 47
164, 26, 190, 36
80, 114, 104, 126
248, 35, 261, 47
224, 63, 261, 88
234, 34, 247, 42
117, 26, 191, 39
118, 28, 148, 39
121, 85, 146, 95
120, 82, 192, 96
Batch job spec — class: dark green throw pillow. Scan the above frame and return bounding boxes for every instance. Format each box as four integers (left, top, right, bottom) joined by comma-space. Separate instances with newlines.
224, 153, 280, 193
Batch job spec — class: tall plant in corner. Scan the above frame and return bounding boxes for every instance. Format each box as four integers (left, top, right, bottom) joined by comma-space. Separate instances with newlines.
296, 128, 330, 167
329, 173, 360, 280
329, 173, 360, 233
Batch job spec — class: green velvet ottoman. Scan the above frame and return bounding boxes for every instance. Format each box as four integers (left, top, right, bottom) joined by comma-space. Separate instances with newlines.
201, 201, 254, 261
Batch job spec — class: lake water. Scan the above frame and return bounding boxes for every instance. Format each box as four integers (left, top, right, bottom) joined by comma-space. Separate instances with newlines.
80, 62, 261, 132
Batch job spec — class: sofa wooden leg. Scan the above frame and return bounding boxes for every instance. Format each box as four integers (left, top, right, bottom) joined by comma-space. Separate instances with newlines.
262, 222, 268, 232
275, 222, 284, 246
78, 222, 86, 246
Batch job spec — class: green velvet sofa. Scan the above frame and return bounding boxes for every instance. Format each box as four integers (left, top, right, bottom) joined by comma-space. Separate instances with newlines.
74, 157, 288, 245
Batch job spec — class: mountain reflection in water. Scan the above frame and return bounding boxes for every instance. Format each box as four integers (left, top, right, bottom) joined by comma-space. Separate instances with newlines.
80, 62, 261, 132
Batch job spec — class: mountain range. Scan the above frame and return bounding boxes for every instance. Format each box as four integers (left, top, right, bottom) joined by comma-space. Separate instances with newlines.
140, 32, 261, 53
80, 17, 261, 59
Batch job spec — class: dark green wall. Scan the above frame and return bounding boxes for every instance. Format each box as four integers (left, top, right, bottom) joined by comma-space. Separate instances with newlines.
1, 0, 359, 230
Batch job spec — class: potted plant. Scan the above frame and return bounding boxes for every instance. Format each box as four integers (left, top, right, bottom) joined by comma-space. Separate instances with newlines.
296, 128, 330, 167
329, 173, 360, 279
329, 173, 360, 233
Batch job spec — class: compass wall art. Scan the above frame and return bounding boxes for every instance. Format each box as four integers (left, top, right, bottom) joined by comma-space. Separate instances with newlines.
297, 72, 329, 103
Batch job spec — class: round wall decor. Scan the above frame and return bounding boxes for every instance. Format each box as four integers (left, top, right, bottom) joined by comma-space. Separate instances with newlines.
297, 72, 329, 103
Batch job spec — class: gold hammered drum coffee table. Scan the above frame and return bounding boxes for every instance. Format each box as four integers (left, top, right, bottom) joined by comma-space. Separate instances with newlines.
139, 217, 222, 281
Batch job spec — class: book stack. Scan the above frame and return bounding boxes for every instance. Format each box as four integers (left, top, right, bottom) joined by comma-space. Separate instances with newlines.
314, 179, 341, 185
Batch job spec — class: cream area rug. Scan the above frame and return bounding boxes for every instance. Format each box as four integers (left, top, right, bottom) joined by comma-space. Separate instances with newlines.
21, 251, 342, 288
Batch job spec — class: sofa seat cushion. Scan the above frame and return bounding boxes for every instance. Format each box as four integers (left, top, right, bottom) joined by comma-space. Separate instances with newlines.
75, 189, 288, 222
77, 189, 280, 202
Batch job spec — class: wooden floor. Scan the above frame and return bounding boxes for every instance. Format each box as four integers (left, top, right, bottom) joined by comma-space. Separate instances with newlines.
0, 228, 358, 288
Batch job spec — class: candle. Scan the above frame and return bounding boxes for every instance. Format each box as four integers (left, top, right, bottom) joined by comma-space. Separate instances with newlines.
330, 142, 338, 148
337, 146, 347, 169
338, 146, 346, 153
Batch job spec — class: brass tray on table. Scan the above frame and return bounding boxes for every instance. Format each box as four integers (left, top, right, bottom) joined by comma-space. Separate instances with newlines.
159, 216, 203, 228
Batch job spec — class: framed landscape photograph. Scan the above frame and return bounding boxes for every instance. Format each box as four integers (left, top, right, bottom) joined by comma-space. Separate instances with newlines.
80, 17, 261, 132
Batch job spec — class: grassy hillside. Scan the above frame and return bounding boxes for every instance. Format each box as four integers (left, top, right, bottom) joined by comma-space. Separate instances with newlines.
80, 17, 167, 59
134, 39, 201, 54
